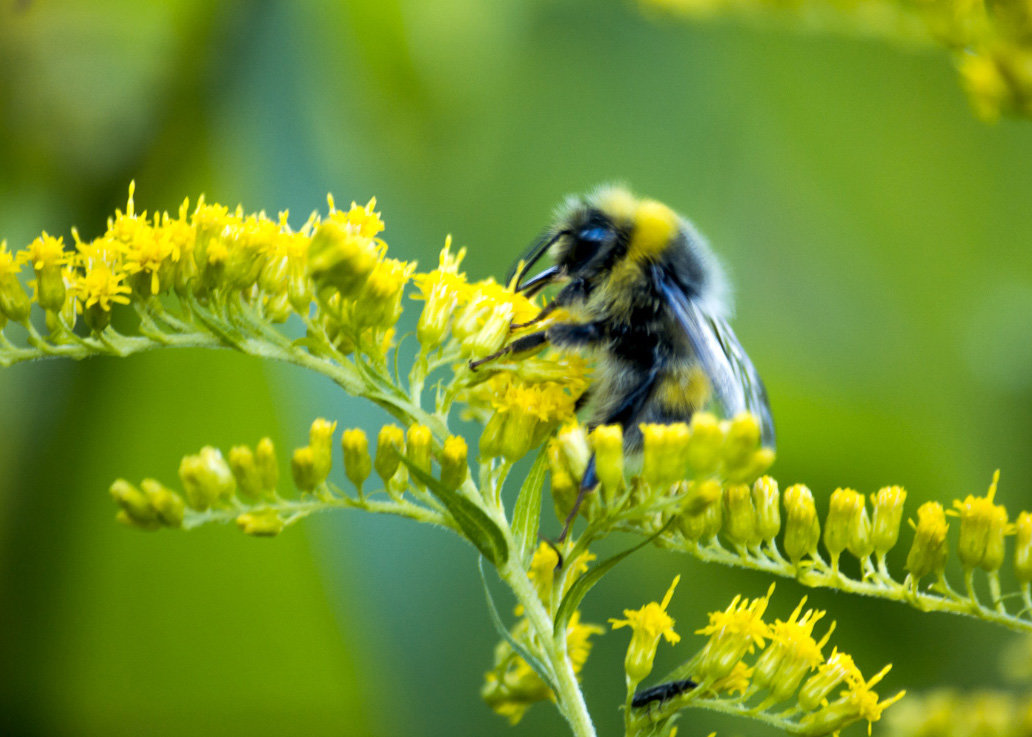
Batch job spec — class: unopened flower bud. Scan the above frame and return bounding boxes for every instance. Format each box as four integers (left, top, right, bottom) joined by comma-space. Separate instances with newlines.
254, 437, 279, 495
140, 478, 185, 527
952, 471, 1009, 571
591, 425, 624, 500
440, 435, 468, 490
871, 486, 907, 556
680, 478, 722, 516
752, 476, 781, 542
549, 439, 578, 521
906, 501, 949, 580
798, 650, 857, 713
236, 508, 284, 537
110, 479, 159, 526
308, 418, 337, 481
723, 413, 761, 469
642, 423, 689, 488
341, 429, 372, 490
0, 242, 31, 322
722, 483, 758, 547
679, 489, 723, 542
355, 258, 408, 328
479, 413, 505, 459
291, 446, 321, 492
228, 445, 263, 500
463, 303, 513, 359
1015, 512, 1032, 583
307, 218, 378, 297
555, 424, 590, 481
784, 484, 820, 564
686, 412, 723, 475
407, 424, 433, 487
374, 424, 405, 485
179, 446, 236, 510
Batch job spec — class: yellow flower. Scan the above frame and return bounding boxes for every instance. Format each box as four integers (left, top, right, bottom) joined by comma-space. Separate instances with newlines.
752, 598, 832, 702
611, 575, 681, 683
906, 501, 949, 580
949, 469, 1011, 571
694, 584, 774, 681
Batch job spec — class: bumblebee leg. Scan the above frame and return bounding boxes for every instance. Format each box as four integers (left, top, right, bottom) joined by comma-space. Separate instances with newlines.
511, 301, 557, 330
556, 454, 598, 543
468, 330, 549, 370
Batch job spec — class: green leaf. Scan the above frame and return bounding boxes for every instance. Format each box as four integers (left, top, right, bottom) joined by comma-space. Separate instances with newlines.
553, 520, 675, 637
478, 558, 559, 694
511, 448, 548, 565
401, 456, 509, 566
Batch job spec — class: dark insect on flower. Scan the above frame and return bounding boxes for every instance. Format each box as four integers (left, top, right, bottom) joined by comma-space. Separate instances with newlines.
631, 678, 698, 708
473, 186, 775, 540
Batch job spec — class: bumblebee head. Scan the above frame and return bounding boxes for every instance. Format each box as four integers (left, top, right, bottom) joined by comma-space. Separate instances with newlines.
510, 186, 681, 296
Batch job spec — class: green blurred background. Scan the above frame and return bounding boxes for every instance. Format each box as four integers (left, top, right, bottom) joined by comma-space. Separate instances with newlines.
2, 1, 1031, 735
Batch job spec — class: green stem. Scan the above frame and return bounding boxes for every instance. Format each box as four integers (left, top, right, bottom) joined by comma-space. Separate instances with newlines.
497, 552, 597, 737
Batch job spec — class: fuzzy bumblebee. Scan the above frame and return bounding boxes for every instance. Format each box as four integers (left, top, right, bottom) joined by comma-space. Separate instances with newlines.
474, 186, 775, 534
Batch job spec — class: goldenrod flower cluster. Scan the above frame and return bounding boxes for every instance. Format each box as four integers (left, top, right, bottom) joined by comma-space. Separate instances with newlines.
641, 0, 1032, 120
622, 582, 904, 735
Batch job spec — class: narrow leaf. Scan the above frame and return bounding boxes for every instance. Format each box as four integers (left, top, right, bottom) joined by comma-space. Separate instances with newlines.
511, 448, 548, 565
401, 456, 509, 566
478, 558, 559, 693
554, 520, 675, 636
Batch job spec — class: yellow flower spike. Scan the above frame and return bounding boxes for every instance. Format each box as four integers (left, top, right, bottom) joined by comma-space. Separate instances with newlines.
752, 476, 781, 543
905, 501, 950, 582
440, 435, 469, 490
374, 424, 406, 486
752, 599, 829, 702
694, 584, 774, 681
291, 446, 321, 492
685, 411, 723, 475
308, 418, 337, 482
406, 423, 433, 487
341, 429, 372, 491
254, 437, 279, 496
236, 508, 285, 537
783, 484, 821, 564
591, 424, 624, 503
227, 445, 264, 501
23, 232, 69, 311
178, 446, 237, 510
110, 478, 159, 527
610, 575, 681, 684
565, 610, 605, 674
871, 486, 907, 558
722, 483, 759, 548
1014, 511, 1032, 583
140, 478, 185, 528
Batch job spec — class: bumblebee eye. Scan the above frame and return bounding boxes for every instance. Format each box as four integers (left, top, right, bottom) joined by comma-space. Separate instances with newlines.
577, 226, 611, 244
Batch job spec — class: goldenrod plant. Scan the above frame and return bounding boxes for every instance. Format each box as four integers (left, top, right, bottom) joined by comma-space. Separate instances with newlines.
8, 186, 1032, 736
640, 0, 1032, 121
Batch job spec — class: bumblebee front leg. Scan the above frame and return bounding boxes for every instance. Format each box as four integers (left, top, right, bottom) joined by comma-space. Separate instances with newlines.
469, 320, 605, 371
469, 330, 550, 370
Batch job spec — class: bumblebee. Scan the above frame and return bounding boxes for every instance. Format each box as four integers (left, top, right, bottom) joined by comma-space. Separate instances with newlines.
474, 186, 774, 534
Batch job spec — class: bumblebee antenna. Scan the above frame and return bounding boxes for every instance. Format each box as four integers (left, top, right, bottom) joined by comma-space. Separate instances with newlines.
509, 229, 568, 290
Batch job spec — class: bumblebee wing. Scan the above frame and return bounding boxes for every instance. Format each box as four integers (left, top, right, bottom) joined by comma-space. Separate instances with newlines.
655, 267, 776, 449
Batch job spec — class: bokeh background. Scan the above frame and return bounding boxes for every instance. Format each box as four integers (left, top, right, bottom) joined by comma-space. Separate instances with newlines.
2, 1, 1031, 735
